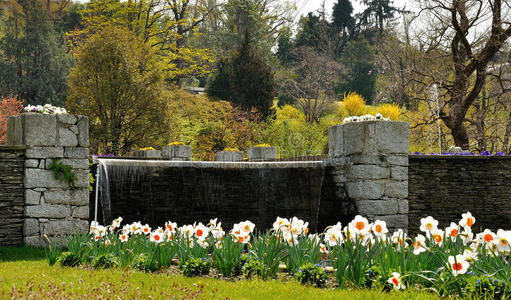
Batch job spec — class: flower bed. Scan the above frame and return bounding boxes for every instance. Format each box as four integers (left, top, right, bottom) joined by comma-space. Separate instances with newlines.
49, 213, 511, 298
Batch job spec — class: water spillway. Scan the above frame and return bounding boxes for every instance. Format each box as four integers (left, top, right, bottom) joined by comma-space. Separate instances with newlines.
95, 159, 328, 231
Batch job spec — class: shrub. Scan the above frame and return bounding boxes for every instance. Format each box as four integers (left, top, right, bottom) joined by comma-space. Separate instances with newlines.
294, 262, 328, 288
132, 253, 151, 271
0, 96, 23, 144
342, 92, 367, 117
93, 253, 119, 269
57, 251, 81, 267
242, 256, 271, 280
180, 257, 211, 277
377, 103, 401, 121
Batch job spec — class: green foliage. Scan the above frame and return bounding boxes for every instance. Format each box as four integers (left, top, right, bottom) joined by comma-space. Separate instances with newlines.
167, 90, 259, 160
67, 26, 170, 155
284, 235, 322, 275
248, 232, 286, 279
92, 253, 119, 269
88, 162, 94, 192
332, 0, 356, 35
242, 256, 271, 280
464, 275, 511, 299
48, 159, 77, 187
44, 236, 62, 267
57, 251, 80, 267
180, 257, 211, 277
295, 262, 328, 288
132, 253, 150, 271
256, 105, 330, 158
213, 235, 245, 277
208, 34, 275, 117
0, 0, 71, 106
339, 38, 377, 104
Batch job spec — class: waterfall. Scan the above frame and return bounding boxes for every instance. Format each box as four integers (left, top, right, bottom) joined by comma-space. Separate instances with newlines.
94, 159, 325, 231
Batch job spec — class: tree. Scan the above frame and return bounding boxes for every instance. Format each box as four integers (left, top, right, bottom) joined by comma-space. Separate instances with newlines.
339, 38, 377, 103
413, 0, 511, 149
280, 46, 345, 123
66, 0, 214, 83
230, 35, 275, 116
67, 26, 169, 155
207, 33, 275, 117
0, 0, 71, 106
357, 0, 401, 35
332, 0, 355, 37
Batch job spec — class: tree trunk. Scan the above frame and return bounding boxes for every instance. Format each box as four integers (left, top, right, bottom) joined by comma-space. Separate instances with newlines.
450, 124, 470, 150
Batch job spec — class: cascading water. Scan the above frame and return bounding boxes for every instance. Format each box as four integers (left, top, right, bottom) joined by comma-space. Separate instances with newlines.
95, 159, 326, 231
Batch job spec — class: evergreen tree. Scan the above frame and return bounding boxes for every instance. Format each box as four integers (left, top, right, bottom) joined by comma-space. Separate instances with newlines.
358, 0, 400, 35
332, 0, 355, 36
338, 38, 376, 104
0, 0, 71, 106
207, 32, 275, 117
206, 58, 232, 101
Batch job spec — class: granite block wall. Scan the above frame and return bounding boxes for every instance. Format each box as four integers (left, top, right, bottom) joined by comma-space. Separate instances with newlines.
7, 113, 90, 247
327, 121, 410, 230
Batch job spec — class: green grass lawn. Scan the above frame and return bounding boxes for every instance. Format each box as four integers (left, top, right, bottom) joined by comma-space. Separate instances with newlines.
0, 246, 438, 299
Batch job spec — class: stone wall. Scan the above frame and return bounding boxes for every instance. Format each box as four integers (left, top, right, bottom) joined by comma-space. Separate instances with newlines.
7, 113, 90, 246
0, 146, 25, 246
327, 121, 409, 230
408, 156, 511, 233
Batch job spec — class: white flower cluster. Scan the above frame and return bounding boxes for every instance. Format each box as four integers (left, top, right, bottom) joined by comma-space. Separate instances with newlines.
343, 113, 390, 124
23, 104, 67, 115
448, 146, 463, 153
88, 211, 511, 283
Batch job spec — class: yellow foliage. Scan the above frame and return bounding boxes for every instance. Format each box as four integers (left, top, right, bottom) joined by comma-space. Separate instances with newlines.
167, 142, 184, 146
254, 144, 271, 147
139, 147, 155, 151
223, 147, 240, 152
341, 92, 368, 117
377, 103, 402, 121
275, 105, 304, 123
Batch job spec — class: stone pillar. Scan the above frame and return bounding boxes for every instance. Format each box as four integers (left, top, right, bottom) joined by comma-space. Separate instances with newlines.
327, 121, 409, 230
162, 145, 191, 161
248, 146, 277, 161
7, 113, 90, 247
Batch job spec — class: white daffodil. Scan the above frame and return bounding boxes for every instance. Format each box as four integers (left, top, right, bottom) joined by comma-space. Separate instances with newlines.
273, 217, 290, 233
431, 229, 444, 246
194, 223, 210, 240
119, 233, 129, 242
391, 229, 407, 250
388, 272, 405, 290
150, 230, 163, 243
141, 224, 151, 235
371, 220, 389, 238
477, 229, 496, 248
164, 221, 177, 233
412, 234, 427, 255
180, 225, 194, 238
240, 220, 255, 234
448, 254, 469, 276
324, 227, 344, 247
459, 212, 476, 231
495, 229, 511, 253
445, 222, 459, 241
348, 215, 370, 236
420, 216, 439, 235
